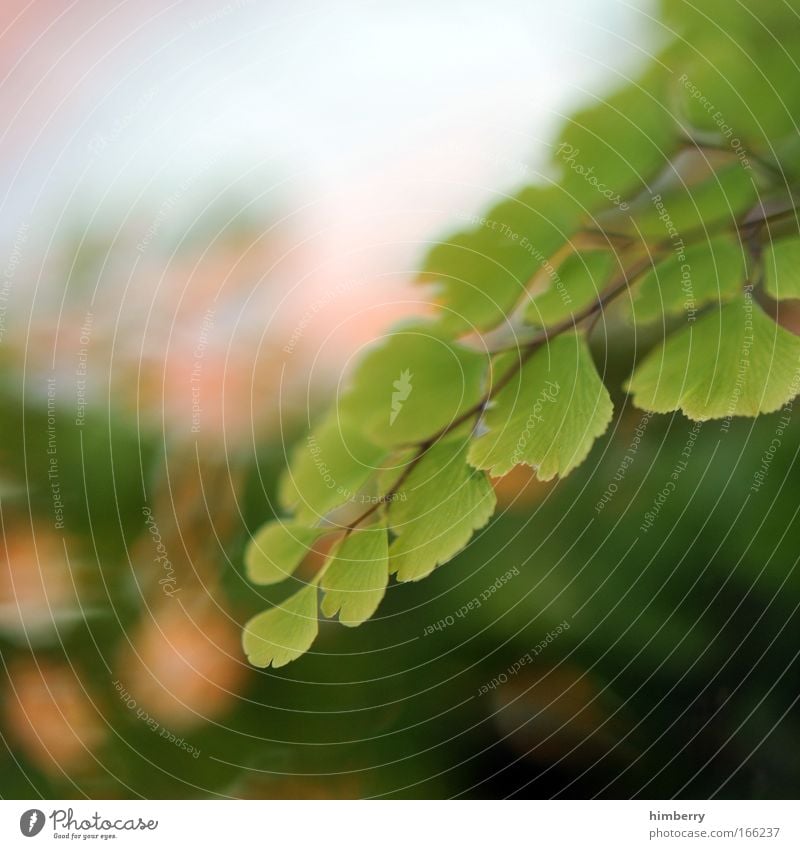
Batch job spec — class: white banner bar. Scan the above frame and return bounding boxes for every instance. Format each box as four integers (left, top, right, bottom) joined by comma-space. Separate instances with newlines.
1, 800, 797, 848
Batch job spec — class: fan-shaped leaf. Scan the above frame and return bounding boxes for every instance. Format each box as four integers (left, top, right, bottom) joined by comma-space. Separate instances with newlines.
632, 236, 745, 323
626, 298, 800, 419
555, 70, 675, 203
320, 527, 389, 627
526, 249, 615, 326
388, 439, 496, 582
242, 583, 319, 669
337, 328, 487, 447
624, 162, 757, 240
764, 236, 800, 301
279, 415, 386, 522
674, 33, 800, 143
245, 522, 329, 585
418, 186, 585, 333
468, 332, 613, 480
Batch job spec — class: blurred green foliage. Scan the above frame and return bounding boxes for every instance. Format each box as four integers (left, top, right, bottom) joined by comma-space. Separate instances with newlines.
3, 0, 800, 800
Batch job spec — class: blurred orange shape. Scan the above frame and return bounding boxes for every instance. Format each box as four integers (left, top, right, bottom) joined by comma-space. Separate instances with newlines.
490, 663, 630, 768
4, 659, 106, 776
234, 774, 362, 800
0, 526, 81, 644
491, 464, 549, 510
117, 600, 247, 731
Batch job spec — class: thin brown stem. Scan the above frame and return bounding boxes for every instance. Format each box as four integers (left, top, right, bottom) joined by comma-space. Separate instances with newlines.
343, 187, 800, 535
342, 434, 438, 533
344, 254, 657, 534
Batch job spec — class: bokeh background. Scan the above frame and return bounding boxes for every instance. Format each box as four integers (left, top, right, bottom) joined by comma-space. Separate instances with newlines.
2, 0, 800, 799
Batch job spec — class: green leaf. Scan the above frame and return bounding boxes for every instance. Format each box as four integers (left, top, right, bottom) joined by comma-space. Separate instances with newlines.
632, 236, 745, 323
320, 527, 389, 627
525, 249, 615, 327
764, 236, 800, 300
279, 415, 386, 522
242, 583, 319, 669
674, 36, 800, 144
623, 162, 758, 240
245, 521, 328, 585
337, 328, 487, 447
418, 186, 584, 333
625, 298, 800, 419
388, 439, 496, 582
664, 0, 786, 42
468, 332, 613, 480
555, 69, 676, 203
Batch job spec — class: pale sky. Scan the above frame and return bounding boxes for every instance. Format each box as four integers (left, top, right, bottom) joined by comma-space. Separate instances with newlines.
0, 0, 658, 371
